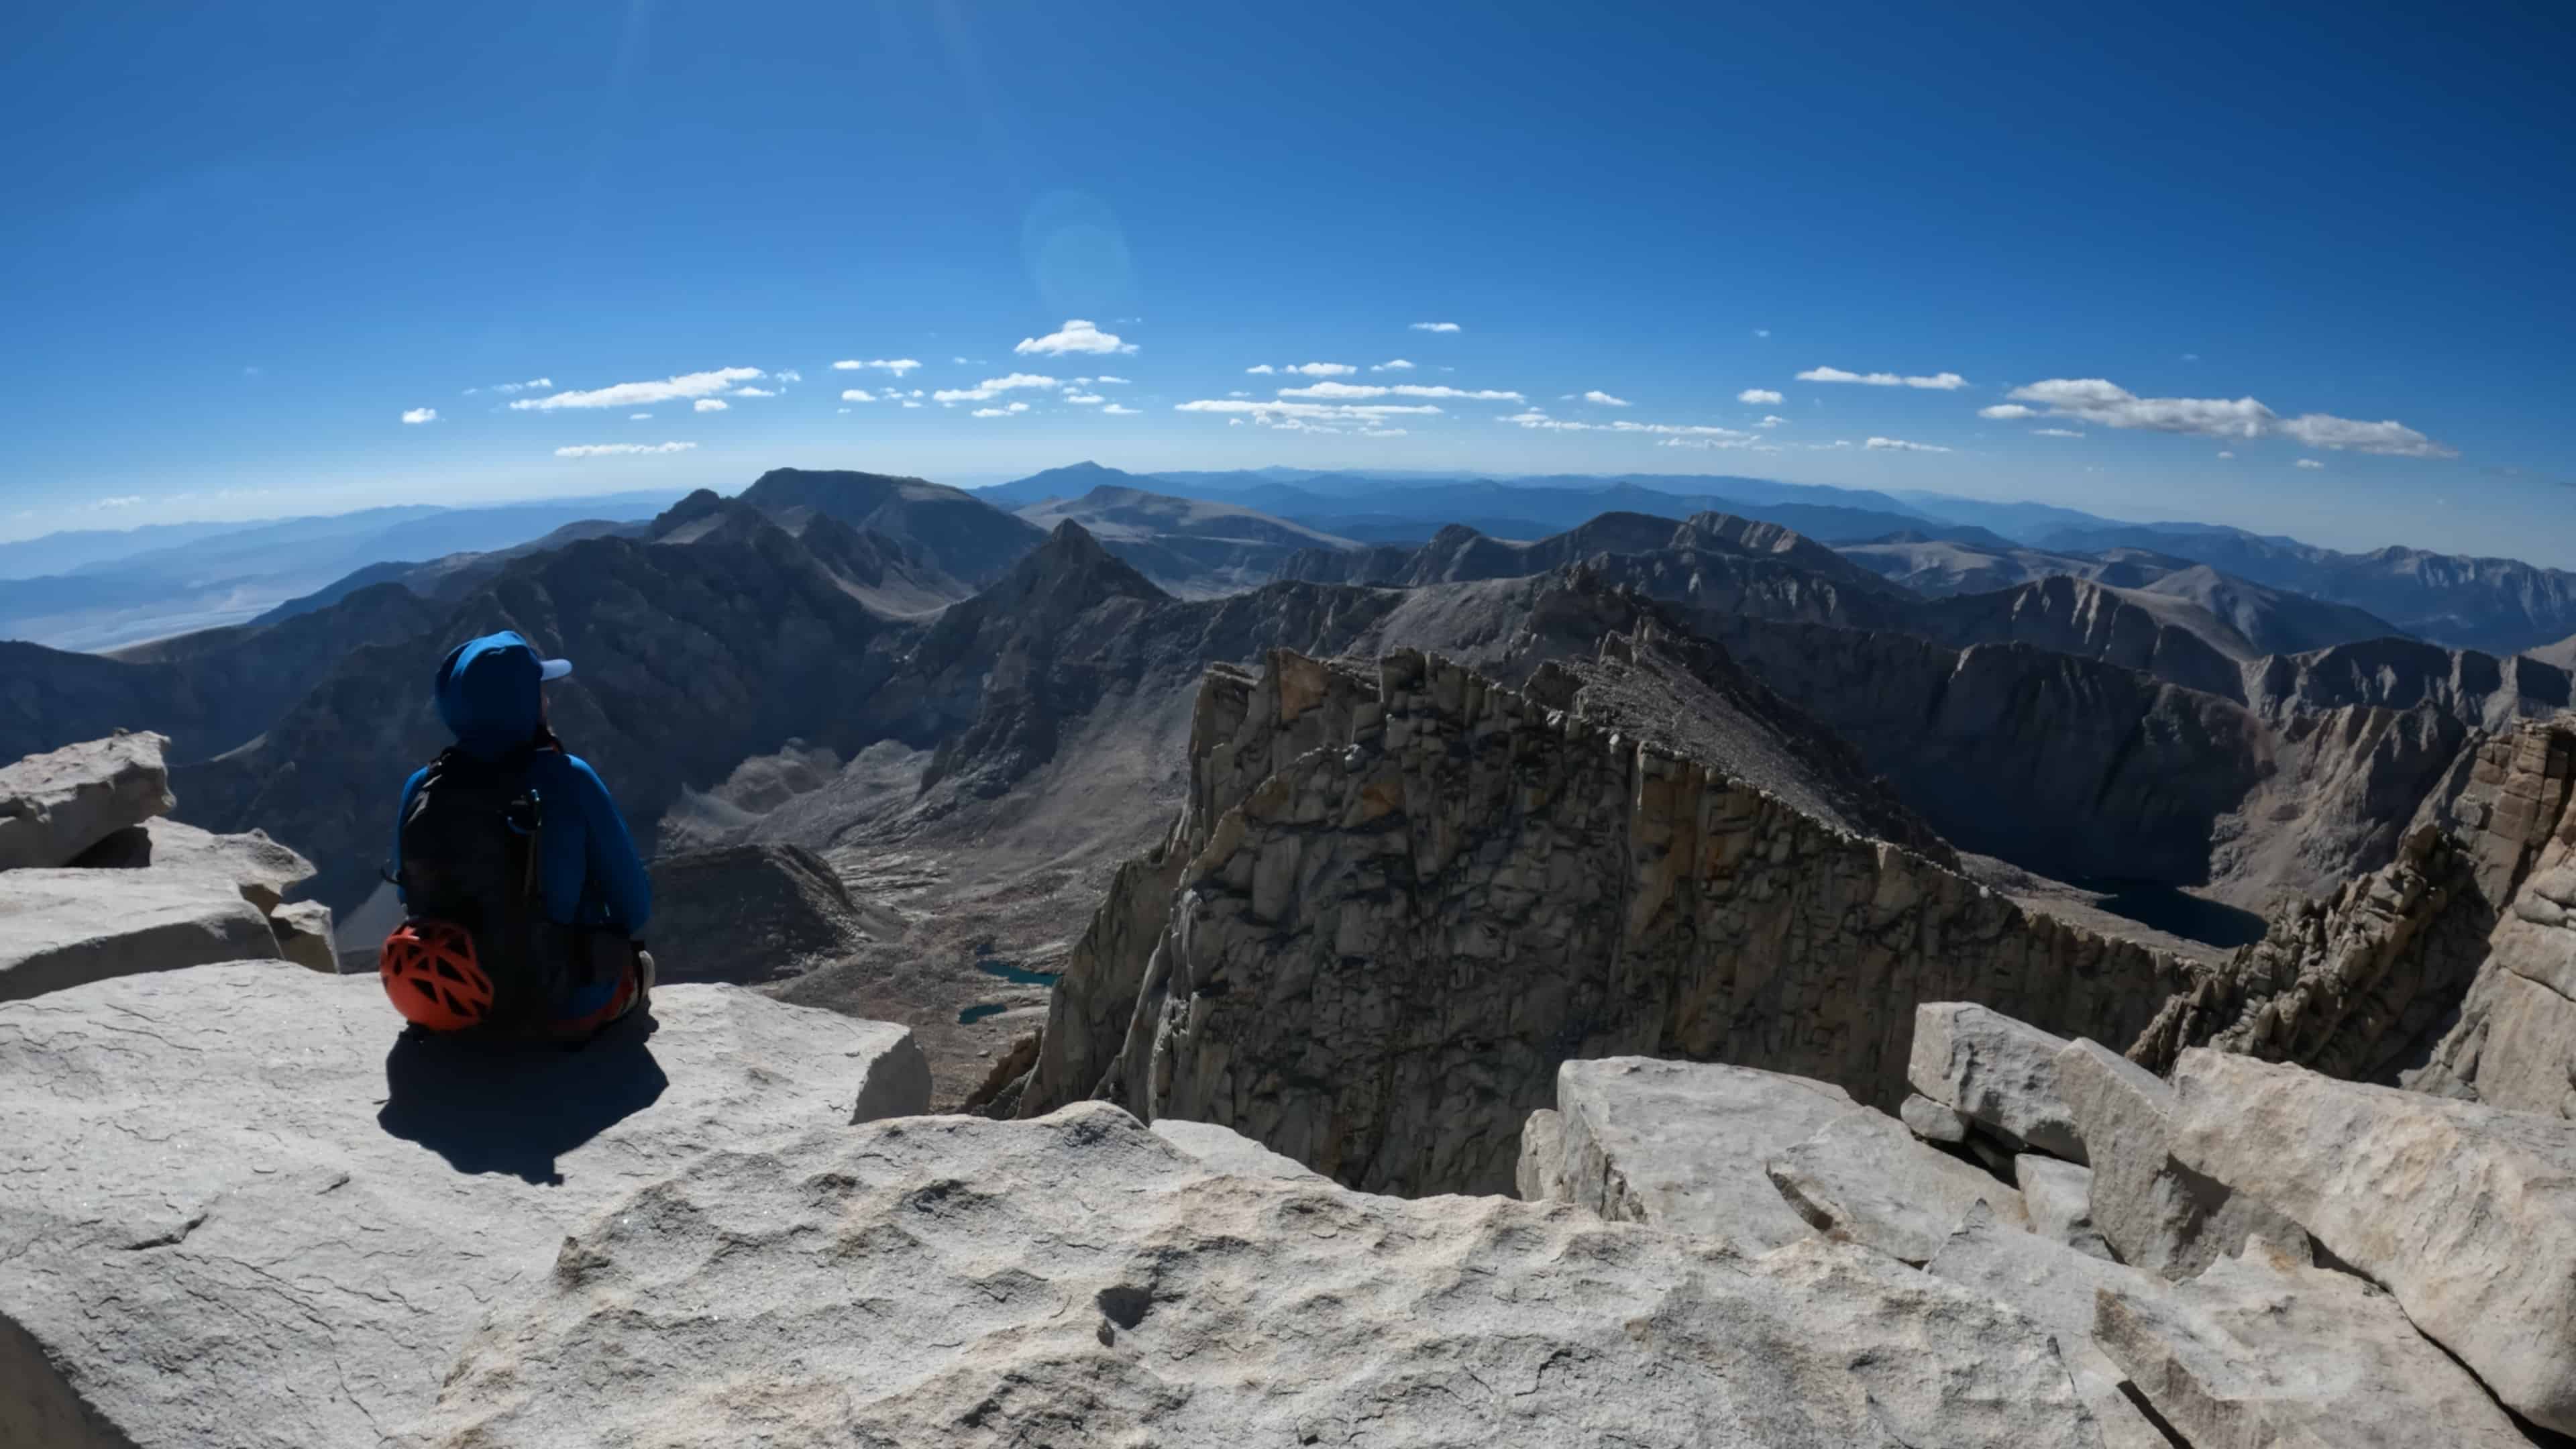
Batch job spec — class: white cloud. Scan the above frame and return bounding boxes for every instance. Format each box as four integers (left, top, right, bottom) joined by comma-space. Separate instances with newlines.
1495, 411, 1765, 445
2296, 458, 2325, 470
1090, 374, 1130, 384
1737, 388, 1784, 405
2031, 427, 2085, 438
484, 377, 554, 395
2216, 450, 2236, 459
694, 398, 729, 413
1409, 321, 1462, 333
2277, 413, 2444, 454
511, 368, 761, 411
2005, 378, 2454, 457
970, 401, 1035, 418
1978, 404, 2039, 420
1753, 329, 1771, 339
91, 495, 144, 509
951, 356, 975, 365
777, 369, 802, 383
1177, 399, 1443, 423
555, 441, 697, 457
834, 358, 921, 376
1101, 403, 1140, 415
1014, 319, 1136, 356
931, 372, 1059, 403
730, 386, 777, 397
1583, 390, 1631, 407
1065, 392, 1106, 405
1285, 362, 1356, 376
1372, 358, 1416, 372
1799, 366, 1969, 390
1360, 427, 1408, 437
1864, 436, 1951, 452
400, 407, 439, 425
841, 388, 877, 403
1658, 437, 1783, 452
1245, 364, 1277, 375
1279, 381, 1523, 402
900, 399, 922, 408
1756, 415, 1786, 429
630, 413, 651, 420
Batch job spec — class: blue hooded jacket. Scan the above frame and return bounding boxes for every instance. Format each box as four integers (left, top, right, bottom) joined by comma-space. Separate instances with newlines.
388, 631, 652, 937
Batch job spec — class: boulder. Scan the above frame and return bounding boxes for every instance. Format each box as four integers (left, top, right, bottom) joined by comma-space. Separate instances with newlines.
2169, 1049, 2576, 1432
1514, 1106, 1565, 1200
2096, 1236, 2534, 1447
1908, 1002, 2087, 1162
0, 733, 173, 871
0, 963, 927, 1449
1152, 1118, 1329, 1181
398, 1104, 2109, 1448
2052, 1036, 2306, 1280
70, 816, 316, 914
269, 899, 337, 973
1900, 1090, 1972, 1144
1765, 1108, 2029, 1265
2013, 1155, 2113, 1260
0, 867, 278, 1003
1924, 1203, 2173, 1449
1542, 1057, 1866, 1251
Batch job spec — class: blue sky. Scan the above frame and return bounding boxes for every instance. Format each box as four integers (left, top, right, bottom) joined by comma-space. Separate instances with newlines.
3, 2, 2569, 557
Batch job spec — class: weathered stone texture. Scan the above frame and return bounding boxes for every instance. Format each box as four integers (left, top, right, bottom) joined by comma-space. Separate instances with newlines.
1025, 648, 2194, 1196
2054, 1037, 2307, 1281
1764, 1108, 2029, 1265
1529, 1056, 1864, 1251
0, 867, 278, 1003
2169, 1048, 2576, 1433
2096, 1236, 2535, 1447
0, 732, 173, 871
398, 1104, 2107, 1449
0, 963, 927, 1449
1908, 1001, 2087, 1161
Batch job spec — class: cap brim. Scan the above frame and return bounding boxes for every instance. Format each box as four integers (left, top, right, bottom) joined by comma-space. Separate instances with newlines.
538, 658, 574, 682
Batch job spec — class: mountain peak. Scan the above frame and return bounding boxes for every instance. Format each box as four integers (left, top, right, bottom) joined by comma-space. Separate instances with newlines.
991, 519, 1168, 608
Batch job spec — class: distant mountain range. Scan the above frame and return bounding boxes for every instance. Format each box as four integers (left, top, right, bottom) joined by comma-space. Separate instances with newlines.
14, 460, 2576, 661
12, 463, 2573, 977
0, 492, 688, 651
973, 464, 2576, 656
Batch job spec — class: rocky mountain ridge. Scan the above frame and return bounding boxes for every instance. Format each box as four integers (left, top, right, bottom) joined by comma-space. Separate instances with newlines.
993, 647, 2200, 1195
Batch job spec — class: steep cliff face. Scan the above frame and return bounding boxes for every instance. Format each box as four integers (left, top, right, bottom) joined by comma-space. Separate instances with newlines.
2129, 720, 2576, 1117
2406, 724, 2576, 1116
1704, 614, 2489, 908
2241, 637, 2571, 728
1909, 575, 2247, 700
1012, 647, 2195, 1197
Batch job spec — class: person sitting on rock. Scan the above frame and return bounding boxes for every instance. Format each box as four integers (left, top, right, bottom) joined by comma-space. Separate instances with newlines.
379, 631, 653, 1039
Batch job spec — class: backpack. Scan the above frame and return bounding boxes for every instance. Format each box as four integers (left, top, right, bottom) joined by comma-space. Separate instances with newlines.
394, 747, 592, 1034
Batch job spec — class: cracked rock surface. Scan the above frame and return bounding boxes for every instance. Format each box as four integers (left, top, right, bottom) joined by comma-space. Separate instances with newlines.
1023, 647, 2194, 1196
398, 1102, 2107, 1449
0, 963, 924, 1449
0, 731, 174, 871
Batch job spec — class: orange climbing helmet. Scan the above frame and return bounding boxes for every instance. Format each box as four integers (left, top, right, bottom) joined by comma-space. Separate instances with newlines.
379, 919, 494, 1032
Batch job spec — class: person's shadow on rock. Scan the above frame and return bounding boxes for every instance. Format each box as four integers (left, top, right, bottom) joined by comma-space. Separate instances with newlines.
376, 1011, 668, 1185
